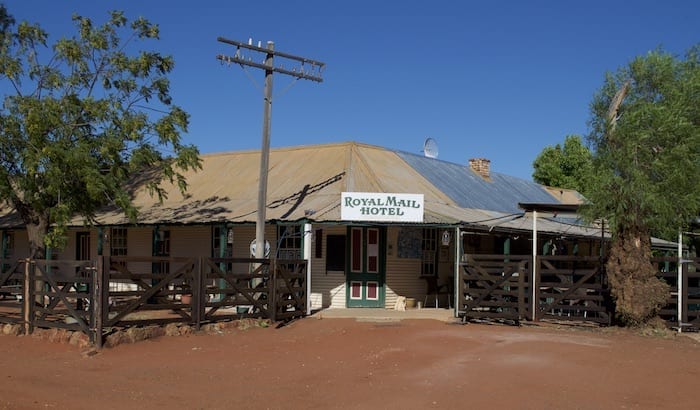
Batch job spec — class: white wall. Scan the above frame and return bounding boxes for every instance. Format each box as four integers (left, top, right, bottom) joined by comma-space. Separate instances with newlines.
306, 225, 460, 310
309, 225, 346, 309
385, 227, 424, 308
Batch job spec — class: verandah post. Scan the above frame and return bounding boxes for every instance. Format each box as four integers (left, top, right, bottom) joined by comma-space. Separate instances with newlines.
518, 260, 525, 322
22, 258, 32, 335
193, 257, 203, 330
531, 210, 538, 321
92, 256, 105, 348
677, 230, 685, 330
681, 260, 689, 325
269, 259, 277, 322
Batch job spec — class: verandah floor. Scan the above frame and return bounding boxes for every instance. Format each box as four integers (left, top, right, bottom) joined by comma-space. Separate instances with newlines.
312, 307, 457, 322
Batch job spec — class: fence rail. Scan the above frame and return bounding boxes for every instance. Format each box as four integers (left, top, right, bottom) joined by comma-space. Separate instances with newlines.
459, 254, 531, 324
0, 260, 24, 325
536, 256, 612, 325
0, 256, 307, 347
2, 254, 697, 344
458, 254, 698, 329
653, 256, 700, 329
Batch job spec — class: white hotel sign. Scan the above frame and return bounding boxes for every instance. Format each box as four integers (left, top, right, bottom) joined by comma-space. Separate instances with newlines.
341, 192, 424, 222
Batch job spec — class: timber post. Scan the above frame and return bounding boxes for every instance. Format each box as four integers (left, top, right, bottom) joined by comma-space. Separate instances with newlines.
92, 256, 105, 348
193, 257, 203, 330
518, 261, 526, 322
217, 38, 324, 291
681, 261, 689, 324
22, 258, 32, 335
532, 255, 539, 322
269, 259, 277, 322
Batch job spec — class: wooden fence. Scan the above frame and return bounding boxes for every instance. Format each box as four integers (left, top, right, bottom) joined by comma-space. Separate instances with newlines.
535, 256, 612, 325
2, 254, 697, 344
0, 260, 24, 325
458, 254, 531, 324
654, 256, 700, 329
0, 256, 307, 347
458, 254, 699, 329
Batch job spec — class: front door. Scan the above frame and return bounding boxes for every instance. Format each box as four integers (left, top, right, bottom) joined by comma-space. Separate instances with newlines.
346, 227, 385, 308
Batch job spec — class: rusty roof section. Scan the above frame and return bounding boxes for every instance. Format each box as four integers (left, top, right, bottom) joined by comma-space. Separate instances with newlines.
90, 142, 459, 225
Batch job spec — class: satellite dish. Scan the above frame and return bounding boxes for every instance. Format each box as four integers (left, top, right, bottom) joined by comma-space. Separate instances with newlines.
423, 137, 439, 159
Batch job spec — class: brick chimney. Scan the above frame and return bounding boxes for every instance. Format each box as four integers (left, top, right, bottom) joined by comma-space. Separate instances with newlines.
468, 158, 491, 179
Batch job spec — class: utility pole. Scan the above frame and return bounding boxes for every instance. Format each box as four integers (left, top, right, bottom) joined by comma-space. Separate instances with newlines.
217, 38, 324, 262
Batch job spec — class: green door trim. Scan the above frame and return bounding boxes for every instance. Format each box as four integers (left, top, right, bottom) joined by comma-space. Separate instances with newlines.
346, 226, 386, 308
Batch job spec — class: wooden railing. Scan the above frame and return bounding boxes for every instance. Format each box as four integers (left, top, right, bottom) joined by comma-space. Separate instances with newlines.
458, 254, 697, 329
0, 259, 24, 325
536, 256, 611, 325
2, 254, 696, 343
458, 254, 532, 324
654, 256, 700, 329
0, 256, 307, 347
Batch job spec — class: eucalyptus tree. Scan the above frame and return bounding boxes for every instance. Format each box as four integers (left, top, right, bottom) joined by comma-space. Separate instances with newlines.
532, 134, 593, 196
0, 7, 201, 258
586, 46, 700, 325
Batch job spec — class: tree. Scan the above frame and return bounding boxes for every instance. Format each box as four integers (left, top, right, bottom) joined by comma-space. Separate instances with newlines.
586, 46, 700, 326
0, 5, 12, 34
0, 7, 201, 258
532, 134, 593, 196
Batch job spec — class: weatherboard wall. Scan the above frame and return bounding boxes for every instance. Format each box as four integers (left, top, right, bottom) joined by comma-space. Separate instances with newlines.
309, 225, 347, 309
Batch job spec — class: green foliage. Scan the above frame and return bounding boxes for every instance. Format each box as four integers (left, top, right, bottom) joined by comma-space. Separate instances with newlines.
532, 134, 593, 196
0, 8, 201, 254
585, 46, 700, 240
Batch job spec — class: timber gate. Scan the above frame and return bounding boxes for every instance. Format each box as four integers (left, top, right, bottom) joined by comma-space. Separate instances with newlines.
26, 259, 96, 336
0, 256, 307, 347
535, 256, 612, 325
655, 256, 700, 329
458, 254, 532, 324
0, 259, 24, 325
199, 257, 308, 325
459, 254, 699, 329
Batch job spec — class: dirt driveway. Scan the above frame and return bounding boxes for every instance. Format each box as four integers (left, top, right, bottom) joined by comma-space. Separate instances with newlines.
1, 317, 699, 409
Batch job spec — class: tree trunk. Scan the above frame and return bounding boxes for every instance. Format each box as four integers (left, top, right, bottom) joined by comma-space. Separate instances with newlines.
25, 216, 49, 260
606, 228, 669, 326
22, 213, 50, 307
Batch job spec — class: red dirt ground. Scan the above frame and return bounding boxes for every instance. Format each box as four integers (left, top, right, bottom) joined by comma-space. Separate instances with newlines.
1, 318, 699, 410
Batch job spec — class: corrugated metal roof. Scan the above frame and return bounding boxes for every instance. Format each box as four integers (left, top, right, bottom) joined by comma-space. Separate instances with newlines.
0, 141, 605, 239
0, 208, 24, 229
395, 150, 557, 213
542, 186, 586, 204
90, 142, 466, 226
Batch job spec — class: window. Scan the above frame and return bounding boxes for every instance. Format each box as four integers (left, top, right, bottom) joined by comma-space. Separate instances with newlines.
350, 228, 363, 272
314, 229, 323, 258
277, 225, 301, 260
111, 228, 128, 256
212, 226, 233, 273
367, 228, 379, 273
154, 230, 170, 275
155, 230, 170, 256
2, 231, 14, 258
326, 235, 346, 271
213, 226, 233, 257
76, 232, 91, 260
421, 228, 437, 276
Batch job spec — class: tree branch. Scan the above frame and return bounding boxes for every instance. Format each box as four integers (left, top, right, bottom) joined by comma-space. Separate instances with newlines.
606, 79, 630, 132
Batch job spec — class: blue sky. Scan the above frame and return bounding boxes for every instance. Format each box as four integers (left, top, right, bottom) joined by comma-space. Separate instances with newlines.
3, 0, 698, 180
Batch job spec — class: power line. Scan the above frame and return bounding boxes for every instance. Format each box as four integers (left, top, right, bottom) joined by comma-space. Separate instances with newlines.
217, 37, 325, 260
